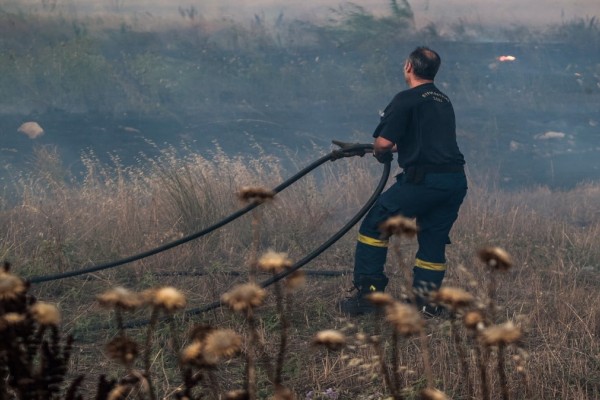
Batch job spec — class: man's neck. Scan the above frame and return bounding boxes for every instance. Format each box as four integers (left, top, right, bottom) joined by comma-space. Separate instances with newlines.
408, 78, 433, 89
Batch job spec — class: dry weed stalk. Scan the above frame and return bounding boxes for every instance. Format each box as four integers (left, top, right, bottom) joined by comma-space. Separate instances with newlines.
364, 293, 436, 400
221, 282, 267, 399
477, 246, 513, 323
238, 186, 276, 282
220, 249, 302, 399
379, 215, 419, 303
480, 321, 523, 400
258, 250, 292, 385
432, 286, 475, 398
0, 262, 79, 400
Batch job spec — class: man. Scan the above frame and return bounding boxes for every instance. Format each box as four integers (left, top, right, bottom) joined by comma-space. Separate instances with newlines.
340, 46, 467, 316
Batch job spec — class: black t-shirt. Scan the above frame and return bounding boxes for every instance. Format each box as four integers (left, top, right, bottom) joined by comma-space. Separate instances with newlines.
373, 83, 465, 169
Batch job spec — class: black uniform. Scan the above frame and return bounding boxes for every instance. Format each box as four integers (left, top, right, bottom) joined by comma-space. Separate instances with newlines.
352, 82, 467, 310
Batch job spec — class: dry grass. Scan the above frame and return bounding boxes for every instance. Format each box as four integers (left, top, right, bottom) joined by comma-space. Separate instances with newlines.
0, 146, 599, 399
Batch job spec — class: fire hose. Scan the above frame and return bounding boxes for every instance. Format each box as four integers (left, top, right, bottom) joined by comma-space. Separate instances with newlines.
25, 141, 392, 326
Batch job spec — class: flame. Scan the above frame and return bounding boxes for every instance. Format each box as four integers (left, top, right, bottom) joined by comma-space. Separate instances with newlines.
497, 55, 516, 62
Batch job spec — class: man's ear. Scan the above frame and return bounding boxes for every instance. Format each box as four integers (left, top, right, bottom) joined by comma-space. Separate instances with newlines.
404, 61, 412, 73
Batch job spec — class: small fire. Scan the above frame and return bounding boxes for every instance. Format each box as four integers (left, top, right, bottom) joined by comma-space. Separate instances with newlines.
497, 55, 516, 62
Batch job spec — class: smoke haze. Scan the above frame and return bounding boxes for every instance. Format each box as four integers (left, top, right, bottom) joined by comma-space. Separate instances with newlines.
1, 0, 599, 188
10, 0, 600, 27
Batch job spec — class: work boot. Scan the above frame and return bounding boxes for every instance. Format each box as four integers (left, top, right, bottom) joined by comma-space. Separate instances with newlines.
339, 276, 389, 316
412, 267, 445, 318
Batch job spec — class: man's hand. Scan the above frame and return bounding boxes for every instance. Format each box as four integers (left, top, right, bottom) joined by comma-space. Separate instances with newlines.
374, 150, 393, 164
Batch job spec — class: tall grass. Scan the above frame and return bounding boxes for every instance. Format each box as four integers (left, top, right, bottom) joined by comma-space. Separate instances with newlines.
0, 145, 599, 398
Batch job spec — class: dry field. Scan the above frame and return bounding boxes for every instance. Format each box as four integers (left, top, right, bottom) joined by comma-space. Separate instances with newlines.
1, 145, 599, 399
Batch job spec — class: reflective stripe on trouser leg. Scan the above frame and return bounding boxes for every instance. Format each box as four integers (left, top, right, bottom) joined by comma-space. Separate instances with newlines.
413, 259, 446, 308
354, 234, 388, 282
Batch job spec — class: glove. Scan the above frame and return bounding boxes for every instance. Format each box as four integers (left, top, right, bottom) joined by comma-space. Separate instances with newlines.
374, 151, 393, 164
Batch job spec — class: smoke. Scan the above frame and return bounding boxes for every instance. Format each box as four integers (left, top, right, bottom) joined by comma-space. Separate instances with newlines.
9, 0, 599, 27
1, 0, 599, 188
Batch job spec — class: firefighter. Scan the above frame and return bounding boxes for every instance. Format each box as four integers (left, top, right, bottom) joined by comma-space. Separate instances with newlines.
340, 46, 467, 317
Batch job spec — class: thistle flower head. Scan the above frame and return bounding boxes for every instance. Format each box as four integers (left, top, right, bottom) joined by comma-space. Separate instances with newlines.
107, 385, 130, 400
463, 310, 485, 331
385, 302, 424, 336
180, 341, 205, 366
480, 321, 522, 346
366, 292, 395, 307
257, 250, 292, 274
221, 283, 266, 313
202, 329, 242, 364
30, 301, 61, 326
146, 287, 187, 313
0, 271, 27, 301
273, 385, 295, 400
237, 186, 275, 204
106, 336, 139, 366
312, 329, 346, 351
478, 246, 513, 271
0, 312, 25, 331
284, 270, 306, 290
3, 313, 25, 325
379, 215, 418, 239
433, 287, 474, 311
420, 388, 449, 400
97, 287, 143, 310
224, 389, 249, 400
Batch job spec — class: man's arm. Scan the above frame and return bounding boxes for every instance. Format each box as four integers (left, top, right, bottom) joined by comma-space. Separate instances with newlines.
374, 136, 397, 154
372, 136, 397, 163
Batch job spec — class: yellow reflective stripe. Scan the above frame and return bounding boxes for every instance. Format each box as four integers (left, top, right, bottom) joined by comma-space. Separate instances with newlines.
357, 233, 389, 248
415, 258, 447, 271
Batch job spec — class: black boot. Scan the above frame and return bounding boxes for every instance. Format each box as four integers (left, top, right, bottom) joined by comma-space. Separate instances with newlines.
339, 276, 389, 316
412, 267, 445, 318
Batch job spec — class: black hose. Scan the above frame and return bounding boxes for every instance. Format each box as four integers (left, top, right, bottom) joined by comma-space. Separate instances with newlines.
122, 157, 391, 328
26, 143, 375, 284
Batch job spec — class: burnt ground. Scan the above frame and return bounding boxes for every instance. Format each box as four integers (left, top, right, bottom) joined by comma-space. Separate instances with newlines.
1, 41, 599, 190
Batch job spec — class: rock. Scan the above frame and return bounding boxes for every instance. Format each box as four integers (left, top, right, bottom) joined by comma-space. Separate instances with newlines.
17, 121, 44, 139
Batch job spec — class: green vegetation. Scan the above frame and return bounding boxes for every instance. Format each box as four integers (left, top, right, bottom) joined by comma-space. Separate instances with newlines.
0, 2, 598, 119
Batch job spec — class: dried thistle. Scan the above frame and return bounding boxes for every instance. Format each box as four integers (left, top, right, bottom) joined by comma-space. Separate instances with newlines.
107, 384, 131, 400
221, 283, 266, 313
385, 302, 424, 336
273, 385, 295, 400
145, 287, 187, 313
284, 270, 306, 290
30, 301, 61, 326
97, 287, 144, 310
433, 286, 474, 311
2, 312, 25, 325
420, 387, 449, 400
224, 389, 249, 400
478, 246, 513, 271
202, 329, 242, 364
480, 321, 522, 346
257, 250, 292, 274
366, 292, 395, 307
237, 186, 275, 203
180, 341, 206, 366
379, 215, 418, 239
463, 310, 485, 331
106, 336, 139, 366
312, 330, 346, 351
0, 271, 27, 301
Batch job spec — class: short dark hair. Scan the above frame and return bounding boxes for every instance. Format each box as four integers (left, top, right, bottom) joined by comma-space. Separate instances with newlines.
408, 47, 441, 80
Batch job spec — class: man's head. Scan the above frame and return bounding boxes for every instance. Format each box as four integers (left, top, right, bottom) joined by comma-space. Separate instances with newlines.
404, 47, 441, 84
